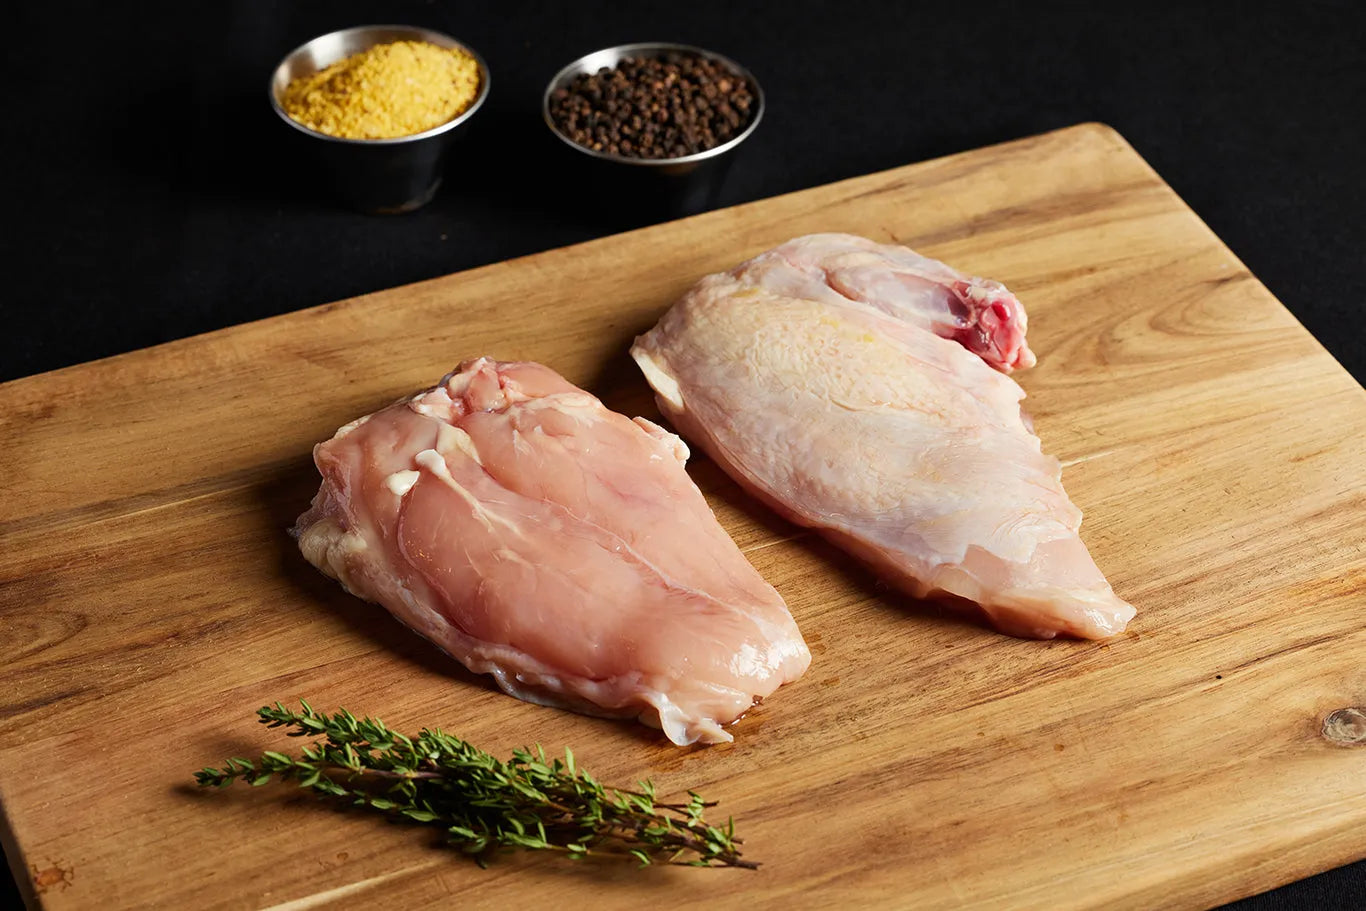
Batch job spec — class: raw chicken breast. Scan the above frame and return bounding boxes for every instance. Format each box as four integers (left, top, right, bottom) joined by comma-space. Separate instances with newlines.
631, 234, 1135, 639
294, 358, 810, 745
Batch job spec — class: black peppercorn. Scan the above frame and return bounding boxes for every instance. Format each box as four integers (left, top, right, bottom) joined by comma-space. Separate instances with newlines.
549, 51, 756, 160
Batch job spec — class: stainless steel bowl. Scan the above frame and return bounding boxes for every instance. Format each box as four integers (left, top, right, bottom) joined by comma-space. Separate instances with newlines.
269, 25, 490, 214
543, 42, 764, 177
540, 43, 764, 218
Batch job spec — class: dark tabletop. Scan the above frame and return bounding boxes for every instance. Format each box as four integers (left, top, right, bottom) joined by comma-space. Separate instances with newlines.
4, 1, 1364, 907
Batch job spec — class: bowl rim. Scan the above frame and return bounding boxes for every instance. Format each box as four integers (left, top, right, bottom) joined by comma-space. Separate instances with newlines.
269, 24, 491, 146
541, 41, 765, 167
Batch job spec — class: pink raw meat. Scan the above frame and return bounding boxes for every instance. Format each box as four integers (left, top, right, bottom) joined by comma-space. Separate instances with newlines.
631, 234, 1135, 639
294, 358, 810, 744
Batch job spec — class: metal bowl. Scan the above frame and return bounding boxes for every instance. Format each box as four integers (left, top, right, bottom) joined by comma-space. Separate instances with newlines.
269, 25, 490, 214
542, 43, 763, 215
543, 42, 764, 176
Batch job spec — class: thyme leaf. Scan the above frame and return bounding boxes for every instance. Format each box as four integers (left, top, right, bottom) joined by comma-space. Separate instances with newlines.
194, 702, 756, 869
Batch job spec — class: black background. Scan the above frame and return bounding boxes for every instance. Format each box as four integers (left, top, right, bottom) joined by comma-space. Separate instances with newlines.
4, 1, 1364, 907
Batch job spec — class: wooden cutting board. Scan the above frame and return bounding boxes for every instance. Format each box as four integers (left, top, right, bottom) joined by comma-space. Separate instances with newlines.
2, 123, 1364, 910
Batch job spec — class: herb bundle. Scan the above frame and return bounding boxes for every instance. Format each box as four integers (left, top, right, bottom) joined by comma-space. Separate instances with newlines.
195, 702, 755, 869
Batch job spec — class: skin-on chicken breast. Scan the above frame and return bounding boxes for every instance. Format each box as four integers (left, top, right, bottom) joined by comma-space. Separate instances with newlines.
631, 234, 1135, 639
294, 358, 810, 744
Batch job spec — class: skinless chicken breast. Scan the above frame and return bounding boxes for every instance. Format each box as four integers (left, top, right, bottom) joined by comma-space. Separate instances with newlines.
294, 358, 810, 744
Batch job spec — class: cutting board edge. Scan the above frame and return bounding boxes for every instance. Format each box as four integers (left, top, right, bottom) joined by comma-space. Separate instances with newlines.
0, 123, 1139, 393
6, 122, 1359, 409
1082, 126, 1366, 400
0, 797, 40, 910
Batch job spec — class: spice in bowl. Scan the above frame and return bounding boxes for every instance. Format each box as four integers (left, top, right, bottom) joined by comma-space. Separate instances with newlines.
547, 51, 757, 160
281, 40, 481, 140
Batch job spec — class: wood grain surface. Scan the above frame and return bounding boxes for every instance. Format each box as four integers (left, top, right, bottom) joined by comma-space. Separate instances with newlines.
2, 123, 1364, 910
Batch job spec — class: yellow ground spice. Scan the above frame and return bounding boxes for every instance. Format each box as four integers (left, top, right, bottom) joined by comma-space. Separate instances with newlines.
282, 40, 481, 140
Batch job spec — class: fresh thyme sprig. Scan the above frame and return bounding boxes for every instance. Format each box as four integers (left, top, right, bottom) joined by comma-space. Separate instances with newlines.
194, 701, 756, 869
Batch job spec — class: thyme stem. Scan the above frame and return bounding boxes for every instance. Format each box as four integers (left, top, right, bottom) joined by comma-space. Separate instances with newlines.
194, 701, 756, 870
